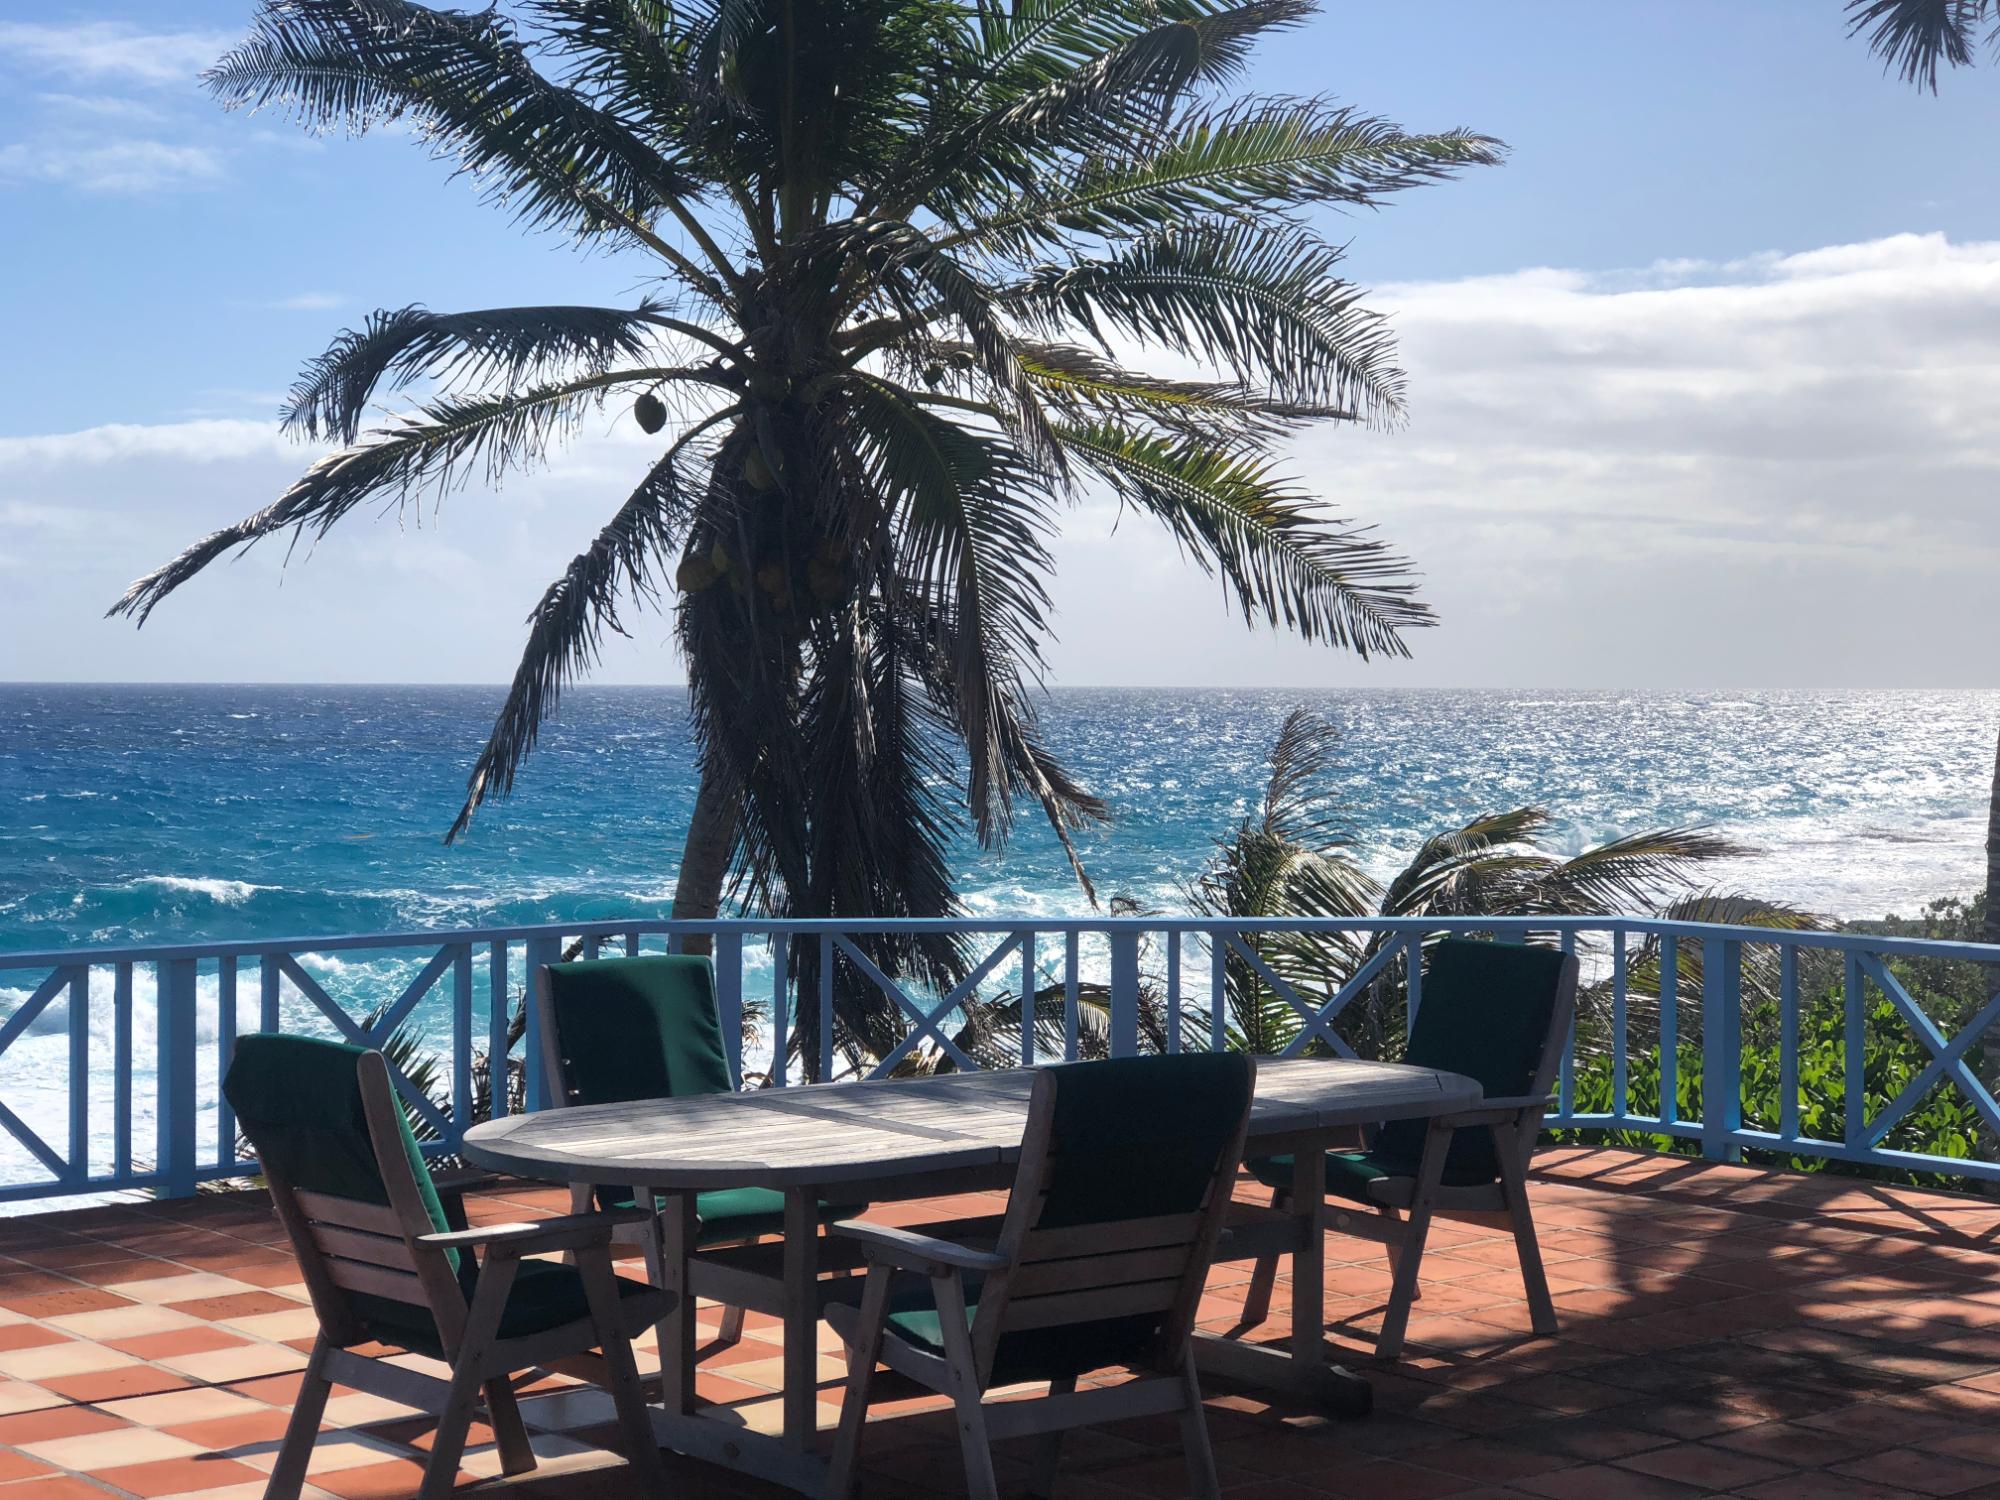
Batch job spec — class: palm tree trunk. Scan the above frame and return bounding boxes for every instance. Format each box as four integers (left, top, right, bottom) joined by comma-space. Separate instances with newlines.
671, 764, 739, 958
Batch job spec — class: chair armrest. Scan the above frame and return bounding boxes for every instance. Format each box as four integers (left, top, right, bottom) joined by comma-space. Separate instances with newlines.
830, 1220, 1010, 1276
418, 1206, 650, 1258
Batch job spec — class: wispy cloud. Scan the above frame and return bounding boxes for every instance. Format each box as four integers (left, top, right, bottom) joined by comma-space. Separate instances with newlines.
0, 138, 226, 195
0, 21, 232, 87
34, 92, 168, 123
266, 292, 345, 312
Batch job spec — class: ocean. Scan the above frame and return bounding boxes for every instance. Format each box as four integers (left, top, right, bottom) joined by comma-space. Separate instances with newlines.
5, 684, 1996, 956
1, 683, 1996, 1198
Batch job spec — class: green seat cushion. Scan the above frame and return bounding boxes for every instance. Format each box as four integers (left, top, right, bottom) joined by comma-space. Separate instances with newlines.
880, 1275, 1161, 1386
1247, 1149, 1502, 1199
1252, 940, 1568, 1194
223, 1034, 461, 1275
359, 1258, 657, 1360
544, 955, 736, 1105
594, 1184, 853, 1245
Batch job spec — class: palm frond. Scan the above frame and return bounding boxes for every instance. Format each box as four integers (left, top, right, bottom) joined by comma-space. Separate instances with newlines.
848, 377, 1058, 846
1520, 827, 1746, 917
1013, 342, 1348, 442
1007, 221, 1403, 420
1846, 0, 1994, 90
284, 302, 680, 442
1058, 421, 1431, 658
110, 368, 707, 624
951, 97, 1502, 254
205, 0, 708, 238
448, 438, 704, 841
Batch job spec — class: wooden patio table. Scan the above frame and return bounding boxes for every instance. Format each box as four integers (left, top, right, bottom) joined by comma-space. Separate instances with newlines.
462, 1057, 1480, 1494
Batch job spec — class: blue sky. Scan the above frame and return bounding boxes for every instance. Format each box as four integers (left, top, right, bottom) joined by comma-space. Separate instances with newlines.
2, 3, 1998, 687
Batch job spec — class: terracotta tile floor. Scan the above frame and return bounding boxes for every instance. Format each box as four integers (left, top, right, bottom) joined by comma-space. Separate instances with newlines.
0, 1146, 1997, 1497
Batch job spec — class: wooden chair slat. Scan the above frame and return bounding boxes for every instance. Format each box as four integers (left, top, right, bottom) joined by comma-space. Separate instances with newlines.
295, 1189, 405, 1238
1019, 1212, 1199, 1262
1007, 1245, 1192, 1299
310, 1223, 421, 1273
323, 1255, 430, 1305
1000, 1278, 1181, 1332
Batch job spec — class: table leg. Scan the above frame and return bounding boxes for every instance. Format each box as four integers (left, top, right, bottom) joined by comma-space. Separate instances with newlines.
1190, 1140, 1370, 1417
1289, 1147, 1326, 1368
781, 1187, 819, 1453
658, 1190, 697, 1416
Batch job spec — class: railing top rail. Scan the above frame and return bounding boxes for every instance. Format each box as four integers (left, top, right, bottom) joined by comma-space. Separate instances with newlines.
3, 913, 1997, 971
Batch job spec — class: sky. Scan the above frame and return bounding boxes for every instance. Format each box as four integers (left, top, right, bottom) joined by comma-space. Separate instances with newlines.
1, 2, 1997, 689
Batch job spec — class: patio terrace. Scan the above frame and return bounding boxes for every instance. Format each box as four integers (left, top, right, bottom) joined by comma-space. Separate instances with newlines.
0, 1147, 1991, 1499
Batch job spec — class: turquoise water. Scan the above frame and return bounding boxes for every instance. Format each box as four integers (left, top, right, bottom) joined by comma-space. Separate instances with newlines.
5, 684, 1996, 956
1, 683, 1994, 1195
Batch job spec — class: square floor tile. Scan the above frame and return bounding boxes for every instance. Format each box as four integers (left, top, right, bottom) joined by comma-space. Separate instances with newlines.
19, 1426, 203, 1471
0, 1339, 139, 1381
108, 1273, 259, 1306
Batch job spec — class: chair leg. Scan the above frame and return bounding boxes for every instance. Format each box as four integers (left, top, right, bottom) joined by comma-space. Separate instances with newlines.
1376, 1119, 1451, 1362
1026, 1375, 1075, 1500
265, 1333, 335, 1500
718, 1301, 748, 1345
933, 1270, 999, 1500
1375, 1203, 1418, 1302
1240, 1185, 1287, 1326
828, 1265, 893, 1500
1178, 1353, 1222, 1500
482, 1378, 535, 1477
421, 1255, 519, 1500
1492, 1118, 1558, 1336
576, 1245, 667, 1489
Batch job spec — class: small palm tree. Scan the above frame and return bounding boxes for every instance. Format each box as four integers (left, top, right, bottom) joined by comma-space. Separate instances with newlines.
1190, 710, 1818, 1060
112, 1, 1499, 1061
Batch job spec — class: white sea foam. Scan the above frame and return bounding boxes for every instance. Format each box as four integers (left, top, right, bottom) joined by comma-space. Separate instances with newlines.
130, 876, 275, 905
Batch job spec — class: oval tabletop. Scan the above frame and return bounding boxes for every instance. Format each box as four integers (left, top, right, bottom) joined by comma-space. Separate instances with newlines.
461, 1057, 1481, 1191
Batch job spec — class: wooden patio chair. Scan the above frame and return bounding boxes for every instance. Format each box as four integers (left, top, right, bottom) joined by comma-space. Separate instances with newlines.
825, 1052, 1257, 1500
1239, 937, 1580, 1359
535, 953, 860, 1345
222, 1034, 665, 1500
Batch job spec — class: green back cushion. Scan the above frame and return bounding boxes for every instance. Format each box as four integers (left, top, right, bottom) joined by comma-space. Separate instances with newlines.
544, 955, 734, 1105
993, 1053, 1252, 1381
1374, 939, 1568, 1181
223, 1033, 461, 1343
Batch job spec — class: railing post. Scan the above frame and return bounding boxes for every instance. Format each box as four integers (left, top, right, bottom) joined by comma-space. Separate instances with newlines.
1109, 929, 1140, 1058
487, 940, 510, 1121
156, 958, 199, 1199
1700, 938, 1742, 1162
1844, 951, 1865, 1148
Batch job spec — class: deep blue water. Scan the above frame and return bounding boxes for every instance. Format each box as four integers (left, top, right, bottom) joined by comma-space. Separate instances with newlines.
5, 684, 1997, 959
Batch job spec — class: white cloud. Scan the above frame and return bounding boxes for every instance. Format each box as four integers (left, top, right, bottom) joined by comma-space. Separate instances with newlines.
265, 293, 345, 312
0, 420, 292, 471
34, 92, 167, 122
0, 138, 226, 194
1, 233, 1997, 689
0, 21, 232, 87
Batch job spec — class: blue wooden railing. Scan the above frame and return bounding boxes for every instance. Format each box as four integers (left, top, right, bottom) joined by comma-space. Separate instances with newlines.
0, 915, 1996, 1206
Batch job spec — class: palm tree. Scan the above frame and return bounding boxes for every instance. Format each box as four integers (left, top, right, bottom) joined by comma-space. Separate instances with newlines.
1190, 710, 1817, 1060
1847, 0, 1999, 89
110, 0, 1499, 1061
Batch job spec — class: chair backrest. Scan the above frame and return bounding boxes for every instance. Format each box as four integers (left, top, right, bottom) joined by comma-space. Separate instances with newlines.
1377, 938, 1580, 1181
536, 954, 735, 1110
224, 1034, 467, 1354
971, 1053, 1255, 1385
